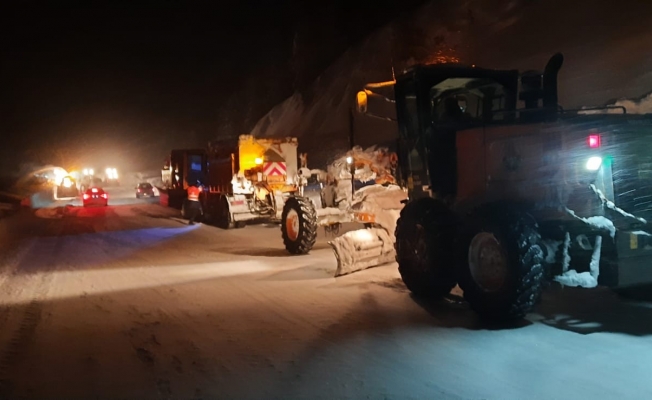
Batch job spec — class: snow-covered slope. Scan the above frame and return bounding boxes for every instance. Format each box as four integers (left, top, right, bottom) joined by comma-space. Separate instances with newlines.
252, 0, 652, 168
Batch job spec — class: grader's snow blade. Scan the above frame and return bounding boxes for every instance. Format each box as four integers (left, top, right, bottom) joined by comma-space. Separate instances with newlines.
329, 227, 396, 276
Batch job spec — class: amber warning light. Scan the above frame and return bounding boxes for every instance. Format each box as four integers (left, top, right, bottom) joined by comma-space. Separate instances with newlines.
588, 134, 601, 148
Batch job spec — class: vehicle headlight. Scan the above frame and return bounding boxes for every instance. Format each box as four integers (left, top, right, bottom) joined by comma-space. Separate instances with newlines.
586, 156, 602, 171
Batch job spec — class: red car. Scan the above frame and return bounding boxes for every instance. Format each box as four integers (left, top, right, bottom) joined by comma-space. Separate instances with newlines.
82, 187, 108, 207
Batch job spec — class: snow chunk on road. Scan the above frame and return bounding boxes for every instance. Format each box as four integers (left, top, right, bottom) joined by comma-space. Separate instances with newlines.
35, 207, 68, 219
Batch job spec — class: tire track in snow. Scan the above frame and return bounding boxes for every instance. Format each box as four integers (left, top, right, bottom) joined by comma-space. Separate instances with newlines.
0, 234, 61, 398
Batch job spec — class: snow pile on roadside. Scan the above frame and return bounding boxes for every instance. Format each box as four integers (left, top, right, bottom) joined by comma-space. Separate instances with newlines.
329, 227, 395, 276
35, 207, 67, 219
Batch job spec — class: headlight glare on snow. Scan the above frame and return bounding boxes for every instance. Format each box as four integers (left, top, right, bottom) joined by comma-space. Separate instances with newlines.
586, 156, 602, 171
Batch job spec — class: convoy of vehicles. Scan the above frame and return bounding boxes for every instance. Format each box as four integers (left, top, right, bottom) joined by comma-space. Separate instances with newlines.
160, 135, 407, 273
21, 51, 651, 322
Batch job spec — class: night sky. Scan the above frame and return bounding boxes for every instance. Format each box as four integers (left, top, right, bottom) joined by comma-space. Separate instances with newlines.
0, 0, 425, 173
4, 0, 652, 176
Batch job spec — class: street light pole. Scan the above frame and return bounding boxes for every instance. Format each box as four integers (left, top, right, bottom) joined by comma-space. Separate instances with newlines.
346, 156, 354, 200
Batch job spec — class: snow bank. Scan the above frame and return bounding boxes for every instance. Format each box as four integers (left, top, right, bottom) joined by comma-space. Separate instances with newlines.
329, 228, 395, 276
35, 207, 67, 219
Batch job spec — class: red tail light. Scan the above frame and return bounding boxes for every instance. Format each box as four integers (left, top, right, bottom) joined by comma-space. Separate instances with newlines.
588, 134, 601, 148
83, 194, 90, 200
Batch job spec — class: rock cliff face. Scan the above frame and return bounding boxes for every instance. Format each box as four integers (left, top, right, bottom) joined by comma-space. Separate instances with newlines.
252, 0, 652, 168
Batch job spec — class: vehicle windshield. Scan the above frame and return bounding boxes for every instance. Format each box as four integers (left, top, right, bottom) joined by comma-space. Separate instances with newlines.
430, 77, 512, 123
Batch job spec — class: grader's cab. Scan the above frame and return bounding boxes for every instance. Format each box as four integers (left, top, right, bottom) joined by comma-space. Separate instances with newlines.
359, 54, 563, 203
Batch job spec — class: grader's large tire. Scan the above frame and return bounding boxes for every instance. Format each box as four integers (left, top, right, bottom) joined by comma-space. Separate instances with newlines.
457, 207, 544, 321
281, 196, 317, 254
395, 198, 458, 297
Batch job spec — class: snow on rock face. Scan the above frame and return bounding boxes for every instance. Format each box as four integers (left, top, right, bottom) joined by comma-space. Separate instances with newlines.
249, 0, 652, 171
329, 228, 396, 277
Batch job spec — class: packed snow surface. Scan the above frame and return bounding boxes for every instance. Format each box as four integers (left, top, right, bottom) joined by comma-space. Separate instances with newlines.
2, 201, 652, 399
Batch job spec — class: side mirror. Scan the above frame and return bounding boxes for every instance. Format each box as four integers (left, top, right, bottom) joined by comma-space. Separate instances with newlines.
356, 91, 368, 114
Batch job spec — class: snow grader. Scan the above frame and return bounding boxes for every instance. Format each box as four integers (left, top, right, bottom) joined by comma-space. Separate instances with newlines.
280, 145, 407, 276
354, 53, 652, 321
161, 135, 408, 274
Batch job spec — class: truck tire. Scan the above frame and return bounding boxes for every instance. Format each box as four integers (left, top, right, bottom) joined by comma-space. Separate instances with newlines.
281, 196, 317, 254
217, 195, 234, 229
457, 208, 544, 321
395, 198, 457, 297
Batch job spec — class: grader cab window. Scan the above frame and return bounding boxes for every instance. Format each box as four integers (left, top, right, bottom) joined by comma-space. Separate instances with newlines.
430, 78, 511, 123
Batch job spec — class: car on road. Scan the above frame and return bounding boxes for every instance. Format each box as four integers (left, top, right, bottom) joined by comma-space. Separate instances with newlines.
82, 187, 108, 207
136, 182, 155, 198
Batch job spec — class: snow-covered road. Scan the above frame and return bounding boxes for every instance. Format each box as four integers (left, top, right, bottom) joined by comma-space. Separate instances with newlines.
0, 203, 652, 399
